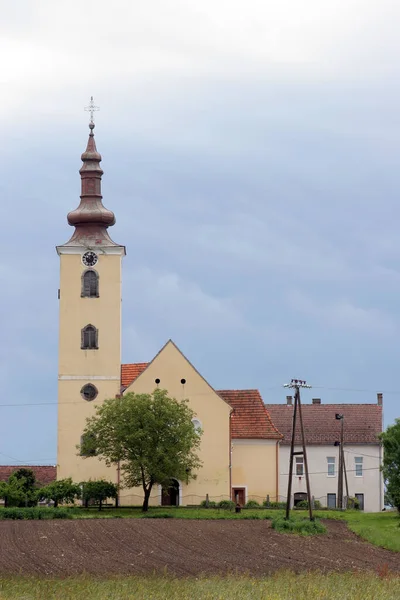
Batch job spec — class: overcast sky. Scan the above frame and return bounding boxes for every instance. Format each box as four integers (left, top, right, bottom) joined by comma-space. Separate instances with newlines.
0, 0, 399, 465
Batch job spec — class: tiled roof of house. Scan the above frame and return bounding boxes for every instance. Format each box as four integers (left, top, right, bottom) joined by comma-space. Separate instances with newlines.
0, 466, 56, 485
121, 363, 282, 440
265, 403, 383, 445
218, 389, 282, 440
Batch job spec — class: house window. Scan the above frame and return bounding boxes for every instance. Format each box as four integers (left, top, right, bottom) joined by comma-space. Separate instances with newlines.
327, 456, 335, 476
355, 457, 363, 477
295, 456, 304, 476
355, 493, 364, 510
81, 324, 98, 349
82, 270, 99, 298
327, 493, 336, 508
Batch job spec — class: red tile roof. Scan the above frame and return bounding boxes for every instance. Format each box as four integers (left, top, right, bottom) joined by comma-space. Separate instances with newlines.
121, 363, 148, 387
265, 403, 383, 445
218, 390, 282, 440
0, 466, 56, 485
121, 364, 282, 440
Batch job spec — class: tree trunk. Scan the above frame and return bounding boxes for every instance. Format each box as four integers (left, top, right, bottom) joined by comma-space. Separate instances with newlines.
54, 498, 58, 508
99, 499, 102, 511
142, 485, 153, 512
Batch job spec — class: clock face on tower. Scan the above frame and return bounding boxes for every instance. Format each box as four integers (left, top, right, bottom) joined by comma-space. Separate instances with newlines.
82, 251, 98, 267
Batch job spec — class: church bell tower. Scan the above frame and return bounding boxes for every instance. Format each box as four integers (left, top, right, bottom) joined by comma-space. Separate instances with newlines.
56, 104, 125, 481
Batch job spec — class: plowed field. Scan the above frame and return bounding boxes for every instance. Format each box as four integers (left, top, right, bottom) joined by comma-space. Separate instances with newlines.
0, 519, 398, 576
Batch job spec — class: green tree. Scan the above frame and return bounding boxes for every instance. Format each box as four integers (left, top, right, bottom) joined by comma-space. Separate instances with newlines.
81, 480, 118, 510
1, 469, 38, 507
80, 389, 202, 511
380, 418, 400, 512
37, 478, 81, 508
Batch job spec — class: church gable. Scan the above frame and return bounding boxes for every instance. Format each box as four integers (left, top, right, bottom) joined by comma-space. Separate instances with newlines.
122, 340, 231, 417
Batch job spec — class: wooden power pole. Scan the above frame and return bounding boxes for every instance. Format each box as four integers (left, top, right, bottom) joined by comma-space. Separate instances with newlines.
284, 379, 314, 521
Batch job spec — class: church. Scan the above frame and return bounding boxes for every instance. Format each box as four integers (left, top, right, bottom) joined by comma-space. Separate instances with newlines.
56, 117, 282, 507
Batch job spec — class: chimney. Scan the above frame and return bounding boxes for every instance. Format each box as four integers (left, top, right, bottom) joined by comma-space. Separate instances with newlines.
286, 395, 293, 406
312, 398, 321, 405
377, 392, 383, 406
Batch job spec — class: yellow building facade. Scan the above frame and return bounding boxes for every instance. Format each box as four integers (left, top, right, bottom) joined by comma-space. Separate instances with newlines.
56, 120, 282, 506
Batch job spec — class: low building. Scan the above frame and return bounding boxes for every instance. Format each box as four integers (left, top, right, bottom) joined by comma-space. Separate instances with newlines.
266, 395, 384, 512
0, 466, 56, 486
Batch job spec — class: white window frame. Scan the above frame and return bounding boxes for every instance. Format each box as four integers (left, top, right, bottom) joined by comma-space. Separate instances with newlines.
295, 456, 304, 476
327, 456, 336, 477
355, 456, 363, 477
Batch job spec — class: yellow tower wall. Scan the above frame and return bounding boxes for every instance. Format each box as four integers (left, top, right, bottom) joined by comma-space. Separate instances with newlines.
57, 249, 123, 484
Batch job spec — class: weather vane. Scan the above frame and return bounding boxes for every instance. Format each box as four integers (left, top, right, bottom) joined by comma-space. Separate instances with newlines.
84, 96, 100, 124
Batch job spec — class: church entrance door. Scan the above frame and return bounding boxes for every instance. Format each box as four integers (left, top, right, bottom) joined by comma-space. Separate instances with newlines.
161, 479, 180, 506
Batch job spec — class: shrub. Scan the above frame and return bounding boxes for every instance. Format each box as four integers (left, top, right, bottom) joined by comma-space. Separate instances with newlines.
217, 500, 235, 510
200, 500, 217, 508
141, 512, 174, 518
272, 515, 326, 536
347, 496, 360, 510
245, 500, 260, 508
294, 499, 322, 510
262, 500, 286, 509
0, 507, 72, 520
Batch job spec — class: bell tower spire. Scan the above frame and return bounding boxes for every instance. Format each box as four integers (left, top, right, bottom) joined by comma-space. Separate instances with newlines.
58, 97, 123, 249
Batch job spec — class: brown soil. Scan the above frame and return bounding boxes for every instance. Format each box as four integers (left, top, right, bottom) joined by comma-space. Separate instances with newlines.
0, 519, 399, 577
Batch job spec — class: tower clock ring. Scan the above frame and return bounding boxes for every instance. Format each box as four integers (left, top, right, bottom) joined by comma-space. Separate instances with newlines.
82, 251, 98, 267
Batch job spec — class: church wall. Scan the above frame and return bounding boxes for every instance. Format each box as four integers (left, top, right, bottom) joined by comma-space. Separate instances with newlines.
122, 341, 231, 505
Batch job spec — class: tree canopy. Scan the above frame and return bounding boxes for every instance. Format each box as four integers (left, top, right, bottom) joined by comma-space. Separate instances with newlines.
38, 478, 81, 508
0, 468, 38, 507
81, 480, 118, 510
80, 389, 202, 510
380, 418, 400, 512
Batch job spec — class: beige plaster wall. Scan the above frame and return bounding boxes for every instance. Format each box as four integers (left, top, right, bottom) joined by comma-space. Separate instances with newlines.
231, 439, 278, 503
57, 251, 122, 484
123, 341, 232, 505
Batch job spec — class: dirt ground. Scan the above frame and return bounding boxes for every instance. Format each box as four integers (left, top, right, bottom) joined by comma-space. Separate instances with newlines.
0, 519, 399, 577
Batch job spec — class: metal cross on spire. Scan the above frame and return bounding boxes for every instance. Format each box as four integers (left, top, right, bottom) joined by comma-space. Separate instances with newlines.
84, 96, 100, 124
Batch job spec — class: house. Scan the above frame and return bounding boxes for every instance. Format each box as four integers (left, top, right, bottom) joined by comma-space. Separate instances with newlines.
56, 119, 282, 506
266, 394, 384, 512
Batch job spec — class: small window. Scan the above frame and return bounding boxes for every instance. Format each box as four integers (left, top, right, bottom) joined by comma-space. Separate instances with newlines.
80, 433, 96, 457
82, 270, 99, 298
355, 457, 363, 477
327, 493, 336, 508
81, 384, 98, 401
192, 419, 202, 434
81, 324, 98, 350
327, 457, 335, 476
295, 456, 304, 476
355, 493, 364, 510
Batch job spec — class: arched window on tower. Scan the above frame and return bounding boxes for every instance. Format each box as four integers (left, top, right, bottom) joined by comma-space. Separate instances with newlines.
81, 270, 99, 298
81, 324, 98, 350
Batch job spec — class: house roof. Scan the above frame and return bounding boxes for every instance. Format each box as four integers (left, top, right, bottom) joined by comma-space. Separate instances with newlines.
0, 466, 56, 485
121, 363, 282, 440
265, 403, 383, 445
218, 390, 282, 440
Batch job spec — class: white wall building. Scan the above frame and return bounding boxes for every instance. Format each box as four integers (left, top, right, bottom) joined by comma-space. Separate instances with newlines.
266, 394, 384, 513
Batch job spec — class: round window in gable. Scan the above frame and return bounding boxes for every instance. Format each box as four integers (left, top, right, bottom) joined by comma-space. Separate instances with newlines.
81, 384, 98, 401
192, 419, 202, 434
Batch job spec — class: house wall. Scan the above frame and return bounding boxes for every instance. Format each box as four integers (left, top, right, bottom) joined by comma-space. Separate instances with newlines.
122, 341, 232, 506
279, 444, 383, 512
231, 439, 278, 503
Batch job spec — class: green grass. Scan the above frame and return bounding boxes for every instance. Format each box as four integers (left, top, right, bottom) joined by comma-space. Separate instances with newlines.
271, 514, 327, 535
0, 573, 399, 600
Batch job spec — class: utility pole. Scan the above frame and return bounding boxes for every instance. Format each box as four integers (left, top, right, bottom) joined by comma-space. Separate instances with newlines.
284, 379, 313, 521
335, 413, 345, 509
